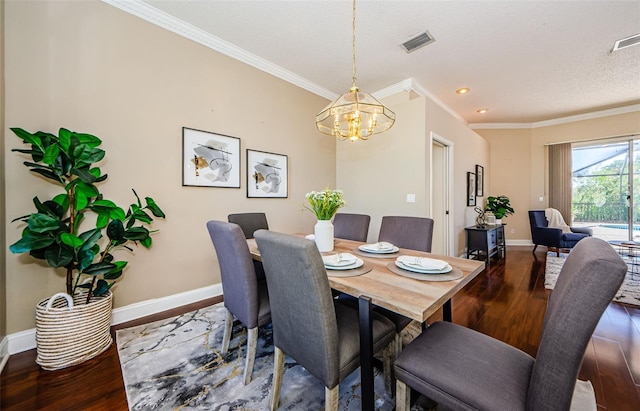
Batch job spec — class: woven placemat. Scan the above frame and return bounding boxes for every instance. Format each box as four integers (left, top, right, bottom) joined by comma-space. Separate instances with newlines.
326, 264, 373, 277
352, 248, 401, 259
386, 262, 463, 282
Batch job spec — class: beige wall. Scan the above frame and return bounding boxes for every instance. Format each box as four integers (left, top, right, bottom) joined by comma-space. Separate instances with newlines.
477, 110, 640, 242
337, 94, 490, 256
1, 0, 6, 342
4, 1, 333, 333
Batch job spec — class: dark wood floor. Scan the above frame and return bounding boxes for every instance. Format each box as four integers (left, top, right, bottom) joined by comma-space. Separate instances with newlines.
2, 247, 639, 410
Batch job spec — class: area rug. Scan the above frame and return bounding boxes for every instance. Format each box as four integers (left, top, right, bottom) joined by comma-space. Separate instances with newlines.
116, 302, 399, 411
545, 252, 640, 306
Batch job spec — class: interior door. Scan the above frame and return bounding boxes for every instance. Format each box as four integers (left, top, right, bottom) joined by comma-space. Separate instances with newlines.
431, 135, 452, 255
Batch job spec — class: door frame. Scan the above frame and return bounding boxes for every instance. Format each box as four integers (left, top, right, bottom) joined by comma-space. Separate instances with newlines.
430, 132, 455, 256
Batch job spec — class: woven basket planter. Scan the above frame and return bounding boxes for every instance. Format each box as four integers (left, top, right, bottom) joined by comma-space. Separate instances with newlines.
35, 291, 113, 371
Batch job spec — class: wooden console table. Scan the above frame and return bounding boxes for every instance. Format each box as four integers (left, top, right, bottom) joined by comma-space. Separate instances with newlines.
465, 224, 506, 265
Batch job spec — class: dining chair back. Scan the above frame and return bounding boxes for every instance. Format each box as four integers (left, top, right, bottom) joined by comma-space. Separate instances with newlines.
393, 237, 627, 411
206, 220, 271, 385
254, 230, 396, 411
333, 213, 371, 242
228, 212, 269, 239
378, 216, 434, 252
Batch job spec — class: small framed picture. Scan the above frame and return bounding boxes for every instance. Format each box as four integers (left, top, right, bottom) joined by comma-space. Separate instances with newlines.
247, 149, 288, 198
467, 172, 476, 206
475, 164, 484, 197
182, 127, 241, 188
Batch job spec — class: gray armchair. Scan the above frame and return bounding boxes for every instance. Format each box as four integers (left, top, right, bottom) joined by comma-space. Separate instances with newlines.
394, 237, 626, 410
333, 213, 371, 242
254, 230, 396, 411
206, 220, 271, 385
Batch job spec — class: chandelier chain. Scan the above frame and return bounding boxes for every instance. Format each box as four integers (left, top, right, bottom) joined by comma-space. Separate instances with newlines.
351, 0, 357, 88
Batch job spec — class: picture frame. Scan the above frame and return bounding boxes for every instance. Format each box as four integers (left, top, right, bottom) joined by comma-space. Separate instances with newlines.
467, 172, 476, 206
182, 127, 241, 188
475, 164, 484, 197
247, 149, 288, 198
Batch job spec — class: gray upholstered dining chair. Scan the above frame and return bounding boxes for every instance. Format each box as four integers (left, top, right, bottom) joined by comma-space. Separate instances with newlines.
377, 216, 435, 356
228, 212, 269, 280
333, 212, 371, 242
378, 215, 435, 253
394, 237, 627, 411
228, 212, 269, 239
206, 220, 271, 386
254, 230, 396, 411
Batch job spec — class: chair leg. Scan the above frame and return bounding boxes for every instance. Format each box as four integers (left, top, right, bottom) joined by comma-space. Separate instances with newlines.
221, 308, 234, 354
383, 339, 395, 394
396, 379, 411, 411
270, 346, 285, 411
325, 385, 339, 411
532, 244, 538, 254
243, 327, 258, 385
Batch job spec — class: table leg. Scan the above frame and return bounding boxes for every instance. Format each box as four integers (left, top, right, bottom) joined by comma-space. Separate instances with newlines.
443, 299, 452, 322
358, 296, 374, 411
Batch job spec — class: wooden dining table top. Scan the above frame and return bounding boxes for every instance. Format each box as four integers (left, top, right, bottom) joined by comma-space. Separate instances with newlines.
247, 236, 485, 324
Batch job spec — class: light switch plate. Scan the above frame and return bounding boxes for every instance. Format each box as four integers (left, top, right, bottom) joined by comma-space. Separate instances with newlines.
407, 194, 416, 203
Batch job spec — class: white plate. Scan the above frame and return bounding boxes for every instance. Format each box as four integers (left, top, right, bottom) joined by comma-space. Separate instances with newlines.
395, 260, 452, 274
358, 244, 400, 254
397, 256, 449, 270
325, 258, 364, 271
322, 253, 358, 267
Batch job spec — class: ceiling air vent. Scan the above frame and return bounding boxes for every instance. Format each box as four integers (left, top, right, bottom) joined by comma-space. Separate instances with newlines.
401, 31, 435, 53
613, 33, 640, 51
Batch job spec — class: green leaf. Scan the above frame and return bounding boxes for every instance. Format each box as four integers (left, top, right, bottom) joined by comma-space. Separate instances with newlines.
75, 180, 99, 199
77, 248, 96, 271
27, 213, 60, 233
71, 167, 97, 184
52, 194, 69, 211
72, 144, 105, 167
44, 245, 74, 268
79, 228, 102, 250
11, 127, 44, 151
103, 261, 127, 280
96, 213, 109, 229
42, 200, 65, 219
145, 197, 166, 218
93, 279, 112, 296
141, 236, 152, 248
109, 207, 126, 221
58, 128, 72, 154
124, 226, 149, 241
107, 219, 125, 241
60, 232, 83, 248
9, 233, 55, 253
83, 262, 117, 276
29, 167, 64, 184
133, 209, 152, 224
74, 132, 102, 148
42, 144, 60, 166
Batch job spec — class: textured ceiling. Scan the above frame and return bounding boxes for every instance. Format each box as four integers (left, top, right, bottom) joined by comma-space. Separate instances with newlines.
139, 0, 640, 124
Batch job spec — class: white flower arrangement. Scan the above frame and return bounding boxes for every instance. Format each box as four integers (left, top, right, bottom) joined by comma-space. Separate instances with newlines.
305, 189, 346, 220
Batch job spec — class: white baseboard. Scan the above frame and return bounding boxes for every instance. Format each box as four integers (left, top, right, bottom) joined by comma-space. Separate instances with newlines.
0, 336, 9, 373
7, 284, 223, 355
506, 239, 534, 246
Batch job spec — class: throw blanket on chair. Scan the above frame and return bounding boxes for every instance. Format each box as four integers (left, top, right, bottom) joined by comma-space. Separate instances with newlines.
545, 208, 572, 233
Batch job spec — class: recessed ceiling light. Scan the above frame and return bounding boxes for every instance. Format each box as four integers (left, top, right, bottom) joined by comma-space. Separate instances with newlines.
476, 108, 489, 114
456, 88, 470, 94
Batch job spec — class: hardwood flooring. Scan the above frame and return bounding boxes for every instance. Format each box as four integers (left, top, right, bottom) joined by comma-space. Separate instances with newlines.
1, 247, 639, 410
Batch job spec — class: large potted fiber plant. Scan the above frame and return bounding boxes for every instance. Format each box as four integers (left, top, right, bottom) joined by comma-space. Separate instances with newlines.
9, 127, 165, 370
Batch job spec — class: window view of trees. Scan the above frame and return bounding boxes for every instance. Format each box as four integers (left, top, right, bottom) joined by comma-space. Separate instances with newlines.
572, 141, 640, 226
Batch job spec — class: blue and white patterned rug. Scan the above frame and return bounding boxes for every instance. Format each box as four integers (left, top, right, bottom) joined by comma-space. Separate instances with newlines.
545, 252, 640, 307
116, 302, 404, 410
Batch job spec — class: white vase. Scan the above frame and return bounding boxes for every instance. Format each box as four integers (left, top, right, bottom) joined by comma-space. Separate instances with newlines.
495, 219, 502, 225
314, 219, 334, 252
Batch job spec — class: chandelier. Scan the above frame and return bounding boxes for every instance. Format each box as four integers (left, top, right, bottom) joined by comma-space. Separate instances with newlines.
315, 0, 395, 142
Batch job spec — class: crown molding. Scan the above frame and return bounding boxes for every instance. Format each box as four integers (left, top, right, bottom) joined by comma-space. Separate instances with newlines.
470, 104, 640, 130
102, 0, 337, 100
374, 79, 467, 125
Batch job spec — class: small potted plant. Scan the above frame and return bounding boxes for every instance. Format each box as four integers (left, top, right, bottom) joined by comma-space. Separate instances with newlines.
8, 127, 165, 370
484, 195, 514, 224
304, 189, 345, 252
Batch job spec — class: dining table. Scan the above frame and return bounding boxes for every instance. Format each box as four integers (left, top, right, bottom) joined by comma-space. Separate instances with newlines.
247, 235, 485, 411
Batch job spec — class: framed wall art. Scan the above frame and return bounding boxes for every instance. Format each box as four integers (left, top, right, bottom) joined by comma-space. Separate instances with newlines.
182, 127, 241, 188
467, 172, 476, 206
247, 149, 288, 198
475, 164, 484, 197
